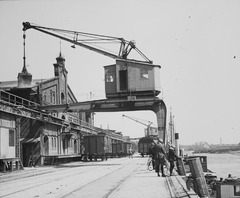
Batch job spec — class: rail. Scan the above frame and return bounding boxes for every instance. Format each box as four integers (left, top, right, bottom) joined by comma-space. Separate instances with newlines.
166, 176, 198, 198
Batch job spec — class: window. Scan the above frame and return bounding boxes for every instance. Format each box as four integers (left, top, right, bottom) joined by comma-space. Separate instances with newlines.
43, 94, 47, 102
234, 185, 240, 196
50, 90, 55, 104
55, 138, 57, 149
50, 90, 53, 103
71, 139, 74, 148
51, 137, 57, 149
9, 130, 15, 147
61, 92, 65, 104
140, 68, 149, 79
52, 92, 55, 104
52, 137, 54, 148
106, 72, 114, 82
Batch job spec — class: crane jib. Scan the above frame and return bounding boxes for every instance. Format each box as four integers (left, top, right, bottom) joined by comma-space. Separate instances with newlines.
22, 22, 153, 63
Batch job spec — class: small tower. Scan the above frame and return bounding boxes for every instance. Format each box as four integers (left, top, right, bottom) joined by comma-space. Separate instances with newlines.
53, 52, 67, 77
53, 52, 68, 104
18, 32, 32, 87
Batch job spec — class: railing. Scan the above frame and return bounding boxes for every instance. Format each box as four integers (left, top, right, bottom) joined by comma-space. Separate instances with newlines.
67, 114, 95, 130
61, 112, 95, 131
0, 89, 98, 132
0, 90, 39, 109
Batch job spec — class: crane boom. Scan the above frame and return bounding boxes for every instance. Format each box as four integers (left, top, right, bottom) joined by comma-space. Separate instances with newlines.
22, 22, 152, 63
122, 114, 153, 127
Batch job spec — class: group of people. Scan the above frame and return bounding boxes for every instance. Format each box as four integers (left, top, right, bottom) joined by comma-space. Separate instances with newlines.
149, 138, 180, 177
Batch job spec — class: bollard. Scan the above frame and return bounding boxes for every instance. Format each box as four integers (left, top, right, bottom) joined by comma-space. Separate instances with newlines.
176, 158, 186, 176
188, 157, 209, 198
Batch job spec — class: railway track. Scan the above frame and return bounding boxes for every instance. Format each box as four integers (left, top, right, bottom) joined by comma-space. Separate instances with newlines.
166, 175, 198, 198
166, 176, 176, 198
61, 159, 139, 198
0, 158, 142, 198
0, 157, 197, 198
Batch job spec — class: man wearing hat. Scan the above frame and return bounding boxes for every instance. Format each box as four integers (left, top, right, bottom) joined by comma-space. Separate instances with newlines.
152, 138, 167, 177
168, 144, 179, 176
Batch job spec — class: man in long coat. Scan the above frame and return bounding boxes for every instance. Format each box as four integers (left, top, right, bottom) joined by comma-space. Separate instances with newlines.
152, 139, 167, 177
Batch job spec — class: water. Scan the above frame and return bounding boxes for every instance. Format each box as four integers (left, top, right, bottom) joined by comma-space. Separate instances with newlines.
189, 152, 240, 179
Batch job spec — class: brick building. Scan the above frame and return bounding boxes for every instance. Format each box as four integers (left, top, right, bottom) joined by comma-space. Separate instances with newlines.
0, 53, 96, 167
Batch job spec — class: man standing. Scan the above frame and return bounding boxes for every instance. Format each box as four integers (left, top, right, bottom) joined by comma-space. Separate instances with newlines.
129, 147, 133, 159
168, 145, 179, 176
152, 138, 167, 177
148, 142, 155, 169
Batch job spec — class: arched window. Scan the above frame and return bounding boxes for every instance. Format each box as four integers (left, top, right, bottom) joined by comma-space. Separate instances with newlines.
61, 92, 65, 104
43, 135, 49, 155
74, 139, 77, 154
43, 94, 47, 102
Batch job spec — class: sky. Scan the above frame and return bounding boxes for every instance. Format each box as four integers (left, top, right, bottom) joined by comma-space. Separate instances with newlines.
0, 0, 240, 145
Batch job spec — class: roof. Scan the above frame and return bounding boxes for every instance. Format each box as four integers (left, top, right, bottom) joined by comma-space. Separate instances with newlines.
138, 136, 155, 143
104, 59, 161, 68
0, 78, 51, 89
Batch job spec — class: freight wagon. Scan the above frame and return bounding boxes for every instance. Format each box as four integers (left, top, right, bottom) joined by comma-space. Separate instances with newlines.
138, 136, 155, 157
83, 135, 109, 161
112, 142, 131, 157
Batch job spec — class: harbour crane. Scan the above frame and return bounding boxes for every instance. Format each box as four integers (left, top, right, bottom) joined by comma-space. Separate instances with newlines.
21, 22, 166, 143
22, 22, 152, 63
122, 114, 154, 136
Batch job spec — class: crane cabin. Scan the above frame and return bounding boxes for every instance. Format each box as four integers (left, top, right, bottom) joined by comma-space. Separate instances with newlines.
104, 59, 161, 99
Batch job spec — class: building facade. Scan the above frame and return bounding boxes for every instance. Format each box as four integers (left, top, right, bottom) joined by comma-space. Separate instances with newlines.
0, 53, 96, 168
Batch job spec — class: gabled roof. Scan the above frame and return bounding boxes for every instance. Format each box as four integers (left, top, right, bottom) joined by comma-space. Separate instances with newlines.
0, 78, 51, 90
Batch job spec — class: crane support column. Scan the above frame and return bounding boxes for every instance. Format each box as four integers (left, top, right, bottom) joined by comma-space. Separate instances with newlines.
152, 101, 167, 144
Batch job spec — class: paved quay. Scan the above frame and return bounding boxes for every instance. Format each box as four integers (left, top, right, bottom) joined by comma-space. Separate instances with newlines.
0, 157, 199, 198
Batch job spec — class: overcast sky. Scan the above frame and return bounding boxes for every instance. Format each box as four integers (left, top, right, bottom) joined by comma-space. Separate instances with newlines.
1, 0, 240, 145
